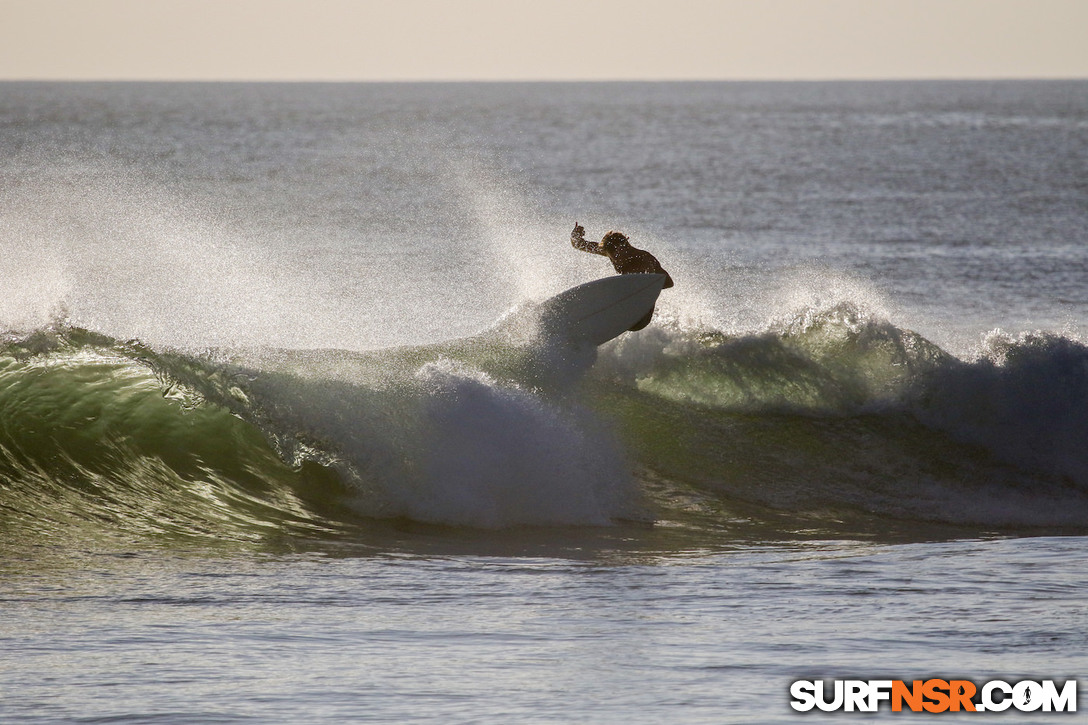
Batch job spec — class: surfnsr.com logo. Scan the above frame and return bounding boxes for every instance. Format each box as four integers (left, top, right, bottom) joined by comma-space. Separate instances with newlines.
790, 679, 1077, 713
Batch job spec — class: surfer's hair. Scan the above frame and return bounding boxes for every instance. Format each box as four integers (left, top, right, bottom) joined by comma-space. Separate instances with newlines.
600, 231, 629, 251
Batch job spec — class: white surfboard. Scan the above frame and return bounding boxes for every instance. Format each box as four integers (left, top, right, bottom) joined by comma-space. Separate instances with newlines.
538, 274, 667, 346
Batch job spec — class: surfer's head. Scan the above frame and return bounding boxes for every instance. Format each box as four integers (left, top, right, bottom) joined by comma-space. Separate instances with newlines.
599, 231, 630, 252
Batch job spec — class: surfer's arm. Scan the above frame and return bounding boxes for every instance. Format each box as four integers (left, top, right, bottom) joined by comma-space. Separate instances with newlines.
571, 223, 606, 255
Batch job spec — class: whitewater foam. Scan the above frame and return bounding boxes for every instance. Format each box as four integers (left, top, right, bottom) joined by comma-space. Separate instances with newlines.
143, 333, 642, 528
404, 360, 638, 526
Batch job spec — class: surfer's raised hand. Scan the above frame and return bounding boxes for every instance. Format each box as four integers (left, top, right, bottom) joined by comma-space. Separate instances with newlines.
571, 222, 607, 255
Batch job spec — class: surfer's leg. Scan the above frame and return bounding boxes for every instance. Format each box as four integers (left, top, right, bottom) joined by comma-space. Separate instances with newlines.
628, 306, 655, 331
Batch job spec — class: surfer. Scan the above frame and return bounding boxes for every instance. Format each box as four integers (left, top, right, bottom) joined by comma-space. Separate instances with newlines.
570, 223, 673, 330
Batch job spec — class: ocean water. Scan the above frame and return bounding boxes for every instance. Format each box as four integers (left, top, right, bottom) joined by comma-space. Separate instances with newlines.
1, 81, 1087, 722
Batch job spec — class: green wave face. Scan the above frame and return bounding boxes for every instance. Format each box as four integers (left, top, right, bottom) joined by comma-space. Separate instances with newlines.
589, 302, 1088, 532
3, 310, 1088, 551
0, 329, 348, 548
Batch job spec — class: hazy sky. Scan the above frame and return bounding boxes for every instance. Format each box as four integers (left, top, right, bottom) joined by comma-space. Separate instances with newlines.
1, 0, 1086, 81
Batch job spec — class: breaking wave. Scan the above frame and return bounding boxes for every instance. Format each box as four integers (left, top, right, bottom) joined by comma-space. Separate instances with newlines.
3, 299, 1087, 546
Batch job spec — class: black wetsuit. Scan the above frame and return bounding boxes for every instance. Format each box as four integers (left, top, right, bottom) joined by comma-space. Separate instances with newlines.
571, 227, 673, 330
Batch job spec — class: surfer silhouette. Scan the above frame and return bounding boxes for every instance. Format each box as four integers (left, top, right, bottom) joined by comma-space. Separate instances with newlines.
570, 223, 673, 330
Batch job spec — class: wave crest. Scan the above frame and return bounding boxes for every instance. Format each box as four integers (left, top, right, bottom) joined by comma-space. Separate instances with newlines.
3, 310, 1087, 540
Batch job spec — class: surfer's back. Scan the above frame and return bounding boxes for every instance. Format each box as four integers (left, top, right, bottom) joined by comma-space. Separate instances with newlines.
571, 224, 674, 288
